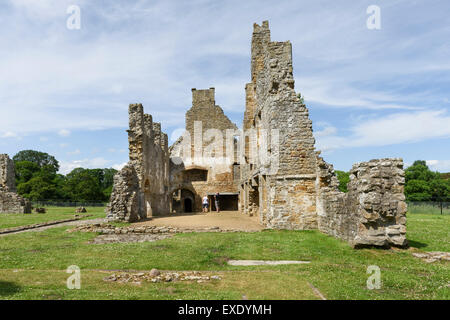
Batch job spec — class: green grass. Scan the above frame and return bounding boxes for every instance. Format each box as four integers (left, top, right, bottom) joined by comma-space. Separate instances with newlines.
406, 213, 450, 251
0, 213, 448, 300
0, 207, 106, 230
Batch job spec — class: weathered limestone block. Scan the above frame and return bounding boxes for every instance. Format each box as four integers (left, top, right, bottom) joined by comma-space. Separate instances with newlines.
106, 164, 142, 222
317, 158, 407, 248
0, 190, 32, 214
350, 158, 407, 248
0, 154, 31, 214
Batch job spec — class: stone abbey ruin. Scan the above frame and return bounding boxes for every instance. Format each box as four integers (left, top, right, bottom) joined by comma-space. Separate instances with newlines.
0, 154, 31, 214
106, 21, 408, 248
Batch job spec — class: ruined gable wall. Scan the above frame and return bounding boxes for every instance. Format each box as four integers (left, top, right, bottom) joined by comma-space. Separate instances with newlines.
107, 104, 170, 221
244, 21, 318, 229
170, 88, 239, 212
0, 154, 31, 214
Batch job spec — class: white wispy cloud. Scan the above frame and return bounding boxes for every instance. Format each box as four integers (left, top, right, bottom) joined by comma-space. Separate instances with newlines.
59, 157, 115, 174
58, 129, 71, 137
426, 160, 450, 172
1, 0, 449, 171
315, 110, 450, 151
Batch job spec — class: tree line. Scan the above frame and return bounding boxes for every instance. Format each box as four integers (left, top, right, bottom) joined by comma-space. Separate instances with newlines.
11, 150, 449, 203
13, 150, 117, 202
335, 160, 450, 202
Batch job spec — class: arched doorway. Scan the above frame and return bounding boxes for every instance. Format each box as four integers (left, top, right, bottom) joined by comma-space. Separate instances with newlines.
184, 198, 193, 212
171, 188, 196, 213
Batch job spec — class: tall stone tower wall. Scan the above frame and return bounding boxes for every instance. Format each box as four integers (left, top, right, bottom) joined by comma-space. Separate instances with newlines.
239, 21, 408, 247
240, 21, 319, 230
107, 104, 170, 222
0, 154, 31, 214
169, 88, 239, 213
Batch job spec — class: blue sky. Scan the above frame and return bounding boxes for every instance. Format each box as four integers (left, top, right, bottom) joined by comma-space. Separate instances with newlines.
1, 0, 449, 174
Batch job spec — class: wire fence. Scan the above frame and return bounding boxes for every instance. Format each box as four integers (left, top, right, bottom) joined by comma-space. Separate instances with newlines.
28, 200, 449, 213
406, 201, 450, 215
31, 200, 107, 208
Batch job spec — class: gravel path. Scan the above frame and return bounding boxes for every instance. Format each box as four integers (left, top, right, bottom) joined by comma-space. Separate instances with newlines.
133, 210, 263, 232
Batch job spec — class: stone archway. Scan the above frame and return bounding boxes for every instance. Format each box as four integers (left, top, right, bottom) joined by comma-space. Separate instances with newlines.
170, 187, 196, 213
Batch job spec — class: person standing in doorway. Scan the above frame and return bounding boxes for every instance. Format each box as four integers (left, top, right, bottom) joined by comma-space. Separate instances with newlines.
202, 195, 209, 213
214, 192, 220, 213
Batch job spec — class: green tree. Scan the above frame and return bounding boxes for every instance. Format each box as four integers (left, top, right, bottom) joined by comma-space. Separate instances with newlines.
429, 179, 450, 202
63, 168, 105, 202
17, 176, 59, 200
13, 150, 59, 172
405, 160, 439, 182
14, 153, 61, 200
335, 170, 350, 192
404, 180, 432, 201
404, 160, 449, 202
15, 161, 40, 184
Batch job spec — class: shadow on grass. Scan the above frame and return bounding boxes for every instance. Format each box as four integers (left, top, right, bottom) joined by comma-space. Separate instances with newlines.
0, 281, 21, 297
408, 239, 428, 249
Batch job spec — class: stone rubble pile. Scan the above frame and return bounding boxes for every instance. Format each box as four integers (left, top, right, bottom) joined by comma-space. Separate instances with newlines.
68, 223, 252, 234
103, 269, 221, 284
412, 251, 450, 263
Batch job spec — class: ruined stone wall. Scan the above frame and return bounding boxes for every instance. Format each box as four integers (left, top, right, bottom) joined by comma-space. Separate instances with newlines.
240, 21, 318, 229
107, 104, 170, 221
239, 21, 408, 247
169, 88, 239, 212
106, 164, 140, 222
317, 158, 407, 248
0, 154, 17, 192
0, 154, 31, 214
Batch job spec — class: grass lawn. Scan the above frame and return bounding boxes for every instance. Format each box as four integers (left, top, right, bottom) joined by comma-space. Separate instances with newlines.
0, 207, 106, 230
0, 212, 448, 300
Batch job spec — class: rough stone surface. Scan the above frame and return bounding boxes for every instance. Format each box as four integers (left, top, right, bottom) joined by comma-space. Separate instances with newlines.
34, 207, 46, 214
236, 21, 408, 248
169, 88, 239, 213
68, 223, 256, 234
105, 21, 408, 248
89, 233, 172, 244
0, 154, 31, 214
227, 260, 310, 266
106, 104, 170, 221
103, 271, 221, 284
317, 158, 407, 248
412, 251, 450, 263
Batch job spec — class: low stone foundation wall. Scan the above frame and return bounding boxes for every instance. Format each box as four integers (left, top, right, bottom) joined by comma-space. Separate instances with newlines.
318, 158, 407, 248
0, 190, 31, 214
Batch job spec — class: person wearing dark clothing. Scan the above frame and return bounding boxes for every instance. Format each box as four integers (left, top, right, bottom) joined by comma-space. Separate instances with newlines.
214, 193, 220, 213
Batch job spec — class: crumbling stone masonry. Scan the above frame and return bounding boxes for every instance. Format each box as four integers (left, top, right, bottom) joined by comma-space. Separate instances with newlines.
169, 88, 239, 213
238, 21, 407, 248
107, 21, 408, 248
0, 154, 31, 214
106, 104, 170, 221
316, 157, 407, 248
